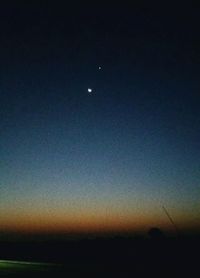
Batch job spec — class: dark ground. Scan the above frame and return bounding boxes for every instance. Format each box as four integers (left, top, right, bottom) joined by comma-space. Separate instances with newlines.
0, 233, 199, 277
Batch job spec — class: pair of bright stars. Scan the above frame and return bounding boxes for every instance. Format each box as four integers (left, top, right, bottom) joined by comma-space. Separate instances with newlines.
87, 66, 102, 93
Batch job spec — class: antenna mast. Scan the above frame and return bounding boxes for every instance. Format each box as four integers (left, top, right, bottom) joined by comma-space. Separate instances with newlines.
162, 206, 179, 234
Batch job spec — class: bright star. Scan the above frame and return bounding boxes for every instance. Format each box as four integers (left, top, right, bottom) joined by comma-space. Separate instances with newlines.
88, 88, 92, 93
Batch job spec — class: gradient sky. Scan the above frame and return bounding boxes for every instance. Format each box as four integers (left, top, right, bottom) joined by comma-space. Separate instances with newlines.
0, 2, 200, 234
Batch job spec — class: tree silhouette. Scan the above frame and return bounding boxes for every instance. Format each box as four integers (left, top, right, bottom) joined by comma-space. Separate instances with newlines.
148, 227, 165, 240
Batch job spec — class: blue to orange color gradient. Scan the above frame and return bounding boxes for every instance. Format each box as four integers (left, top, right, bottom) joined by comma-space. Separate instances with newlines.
0, 3, 200, 235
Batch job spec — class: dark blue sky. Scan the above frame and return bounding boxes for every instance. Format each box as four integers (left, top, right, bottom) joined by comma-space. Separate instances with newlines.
0, 2, 200, 233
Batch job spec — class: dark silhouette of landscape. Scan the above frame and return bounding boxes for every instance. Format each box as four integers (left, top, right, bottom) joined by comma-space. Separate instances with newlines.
0, 229, 199, 277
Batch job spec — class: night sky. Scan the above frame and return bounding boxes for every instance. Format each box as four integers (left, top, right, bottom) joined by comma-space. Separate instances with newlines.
0, 2, 200, 235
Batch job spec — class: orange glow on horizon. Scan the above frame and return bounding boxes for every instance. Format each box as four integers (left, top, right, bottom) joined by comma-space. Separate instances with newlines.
1, 201, 199, 235
0, 212, 183, 235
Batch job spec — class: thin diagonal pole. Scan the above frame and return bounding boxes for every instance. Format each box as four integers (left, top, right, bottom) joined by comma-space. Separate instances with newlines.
162, 206, 179, 234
